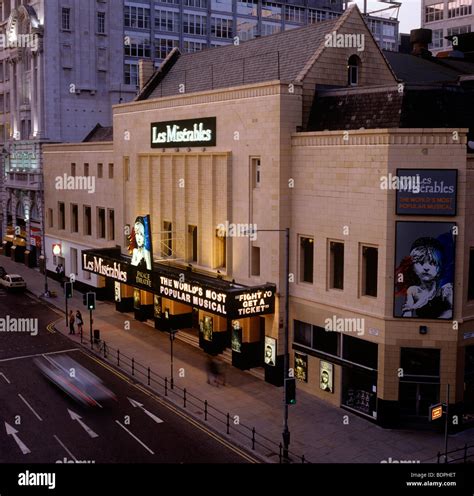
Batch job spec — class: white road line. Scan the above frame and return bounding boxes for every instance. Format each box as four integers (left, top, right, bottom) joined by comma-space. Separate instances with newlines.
68, 410, 99, 439
53, 435, 78, 462
5, 422, 31, 455
115, 420, 155, 455
0, 372, 10, 384
18, 394, 43, 422
0, 348, 79, 363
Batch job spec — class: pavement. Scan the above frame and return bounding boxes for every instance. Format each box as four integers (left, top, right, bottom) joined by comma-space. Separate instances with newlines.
2, 256, 474, 464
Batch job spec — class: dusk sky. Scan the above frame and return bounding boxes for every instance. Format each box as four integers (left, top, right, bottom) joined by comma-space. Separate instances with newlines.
351, 0, 421, 33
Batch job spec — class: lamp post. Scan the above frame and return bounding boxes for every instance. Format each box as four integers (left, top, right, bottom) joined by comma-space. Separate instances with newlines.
253, 227, 290, 460
31, 177, 48, 295
170, 329, 178, 389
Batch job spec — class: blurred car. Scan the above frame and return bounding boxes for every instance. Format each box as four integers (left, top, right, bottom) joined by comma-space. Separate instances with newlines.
0, 274, 26, 291
0, 266, 6, 279
34, 354, 117, 408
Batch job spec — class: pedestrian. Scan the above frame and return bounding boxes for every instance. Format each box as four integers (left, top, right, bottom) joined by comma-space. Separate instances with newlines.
68, 310, 75, 335
207, 356, 218, 386
75, 310, 83, 337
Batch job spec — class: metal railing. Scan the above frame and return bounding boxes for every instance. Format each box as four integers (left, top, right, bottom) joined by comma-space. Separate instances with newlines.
78, 331, 310, 464
437, 444, 474, 463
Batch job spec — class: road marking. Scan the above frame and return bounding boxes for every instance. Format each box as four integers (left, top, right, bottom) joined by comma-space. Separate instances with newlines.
81, 351, 258, 463
128, 398, 164, 424
5, 422, 31, 455
46, 322, 57, 334
68, 409, 99, 439
115, 420, 155, 455
18, 394, 43, 422
0, 348, 79, 363
0, 372, 11, 384
53, 435, 78, 462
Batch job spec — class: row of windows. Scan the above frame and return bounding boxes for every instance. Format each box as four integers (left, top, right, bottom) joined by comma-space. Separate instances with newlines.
53, 203, 115, 241
62, 8, 106, 34
425, 0, 472, 22
69, 162, 114, 179
429, 25, 471, 49
297, 238, 378, 297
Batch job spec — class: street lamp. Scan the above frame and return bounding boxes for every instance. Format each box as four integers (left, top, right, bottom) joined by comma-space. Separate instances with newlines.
170, 329, 178, 389
252, 227, 291, 460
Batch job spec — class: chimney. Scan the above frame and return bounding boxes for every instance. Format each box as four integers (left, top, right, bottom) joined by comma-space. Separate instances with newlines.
138, 59, 155, 91
410, 28, 432, 56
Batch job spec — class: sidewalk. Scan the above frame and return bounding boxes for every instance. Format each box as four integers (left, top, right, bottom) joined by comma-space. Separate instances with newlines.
2, 257, 474, 463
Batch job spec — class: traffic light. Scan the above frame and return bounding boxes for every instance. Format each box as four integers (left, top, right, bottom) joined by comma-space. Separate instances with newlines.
64, 282, 73, 299
285, 378, 296, 405
83, 292, 96, 310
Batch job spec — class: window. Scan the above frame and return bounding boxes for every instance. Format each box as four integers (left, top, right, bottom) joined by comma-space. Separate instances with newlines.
308, 9, 326, 23
48, 208, 53, 228
348, 55, 360, 86
329, 241, 344, 290
361, 246, 378, 297
97, 163, 103, 179
251, 247, 260, 276
155, 10, 180, 33
163, 221, 173, 257
124, 63, 139, 86
237, 18, 257, 41
71, 163, 76, 177
183, 14, 207, 35
400, 348, 440, 377
124, 157, 130, 181
84, 163, 89, 177
183, 40, 206, 53
58, 202, 65, 230
124, 6, 150, 29
285, 5, 305, 23
108, 209, 115, 241
430, 29, 444, 49
262, 22, 281, 36
262, 2, 282, 20
216, 227, 226, 268
97, 208, 106, 239
97, 12, 106, 34
237, 0, 257, 15
188, 225, 198, 262
300, 236, 314, 283
468, 249, 474, 300
125, 39, 151, 58
212, 0, 232, 12
425, 2, 444, 22
0, 62, 3, 83
448, 0, 472, 18
448, 24, 471, 41
251, 157, 261, 188
343, 335, 378, 369
294, 320, 312, 347
84, 206, 92, 236
184, 0, 207, 7
71, 204, 79, 233
156, 38, 179, 59
211, 16, 233, 38
313, 325, 338, 355
71, 248, 78, 275
108, 163, 114, 179
382, 22, 395, 38
62, 8, 71, 31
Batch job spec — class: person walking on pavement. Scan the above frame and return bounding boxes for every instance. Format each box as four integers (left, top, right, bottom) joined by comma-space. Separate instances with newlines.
68, 310, 75, 335
75, 310, 83, 337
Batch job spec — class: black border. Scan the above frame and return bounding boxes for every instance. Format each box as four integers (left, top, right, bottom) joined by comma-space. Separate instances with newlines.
395, 168, 458, 217
393, 220, 457, 320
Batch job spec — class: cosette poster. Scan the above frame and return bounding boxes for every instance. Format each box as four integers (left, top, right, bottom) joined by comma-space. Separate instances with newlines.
394, 222, 455, 320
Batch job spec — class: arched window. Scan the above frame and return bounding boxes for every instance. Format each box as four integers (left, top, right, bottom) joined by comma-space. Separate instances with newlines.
347, 55, 361, 86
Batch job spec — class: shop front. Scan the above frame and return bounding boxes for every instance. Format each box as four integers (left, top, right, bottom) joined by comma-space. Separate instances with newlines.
83, 247, 276, 372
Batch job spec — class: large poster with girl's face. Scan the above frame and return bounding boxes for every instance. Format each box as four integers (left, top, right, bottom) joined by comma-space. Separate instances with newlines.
394, 222, 455, 320
128, 215, 153, 271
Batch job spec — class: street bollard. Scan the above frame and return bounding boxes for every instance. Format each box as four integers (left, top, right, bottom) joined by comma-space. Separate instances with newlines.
147, 367, 150, 386
204, 400, 208, 421
227, 413, 230, 435
252, 428, 256, 450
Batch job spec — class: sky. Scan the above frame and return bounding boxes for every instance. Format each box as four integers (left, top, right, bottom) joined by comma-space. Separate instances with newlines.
350, 0, 421, 33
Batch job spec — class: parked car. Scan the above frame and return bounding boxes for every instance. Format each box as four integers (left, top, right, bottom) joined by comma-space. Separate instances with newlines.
0, 266, 6, 279
0, 274, 26, 291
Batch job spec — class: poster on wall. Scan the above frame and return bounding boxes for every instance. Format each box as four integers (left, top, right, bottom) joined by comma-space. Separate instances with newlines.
114, 282, 121, 303
203, 316, 213, 342
320, 361, 333, 393
128, 215, 153, 271
294, 352, 308, 382
133, 288, 141, 310
394, 222, 455, 319
264, 336, 277, 367
154, 295, 162, 318
231, 321, 242, 353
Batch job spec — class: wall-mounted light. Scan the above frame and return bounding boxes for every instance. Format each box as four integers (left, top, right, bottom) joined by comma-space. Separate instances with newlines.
52, 244, 62, 256
419, 325, 428, 335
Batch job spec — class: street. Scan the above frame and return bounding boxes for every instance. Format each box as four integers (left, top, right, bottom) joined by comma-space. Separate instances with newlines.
0, 292, 254, 464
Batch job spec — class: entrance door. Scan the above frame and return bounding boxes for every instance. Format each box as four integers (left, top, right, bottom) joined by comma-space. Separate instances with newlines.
399, 382, 440, 418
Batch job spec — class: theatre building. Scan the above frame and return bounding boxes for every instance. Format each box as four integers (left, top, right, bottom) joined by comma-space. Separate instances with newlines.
43, 6, 474, 428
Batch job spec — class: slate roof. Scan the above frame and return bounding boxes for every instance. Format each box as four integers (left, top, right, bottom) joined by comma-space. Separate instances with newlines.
83, 124, 114, 142
139, 17, 341, 100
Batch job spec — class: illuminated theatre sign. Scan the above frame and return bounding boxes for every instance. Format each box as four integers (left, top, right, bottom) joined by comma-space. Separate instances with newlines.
82, 249, 275, 319
151, 117, 217, 148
